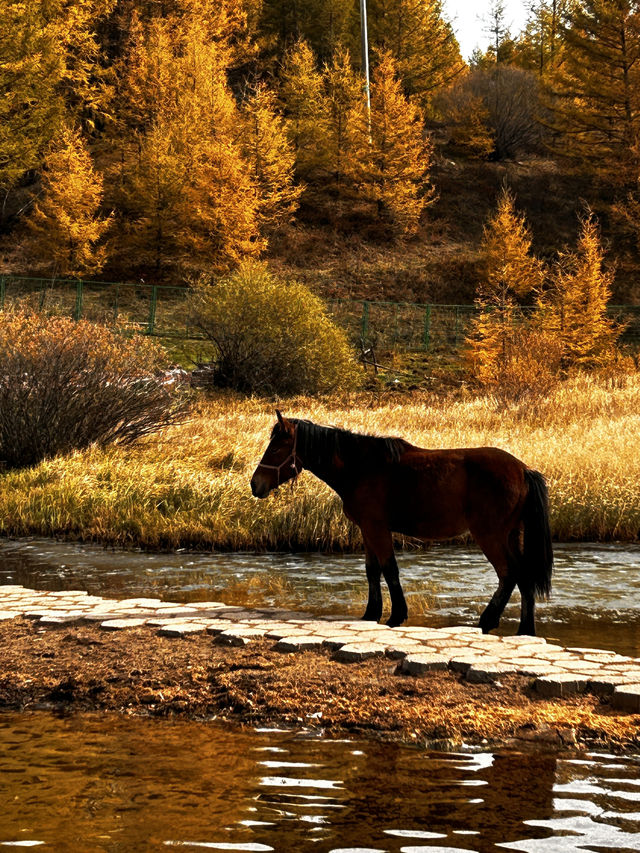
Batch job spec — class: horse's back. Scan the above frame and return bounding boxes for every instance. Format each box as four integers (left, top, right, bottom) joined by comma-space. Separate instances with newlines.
383, 444, 528, 540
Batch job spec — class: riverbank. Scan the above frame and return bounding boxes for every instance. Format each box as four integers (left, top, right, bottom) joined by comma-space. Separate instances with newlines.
1, 376, 639, 548
1, 617, 638, 751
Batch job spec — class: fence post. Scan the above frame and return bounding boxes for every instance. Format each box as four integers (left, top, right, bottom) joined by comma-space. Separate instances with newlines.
73, 279, 83, 321
361, 300, 370, 341
147, 285, 158, 334
0, 276, 4, 310
422, 305, 431, 351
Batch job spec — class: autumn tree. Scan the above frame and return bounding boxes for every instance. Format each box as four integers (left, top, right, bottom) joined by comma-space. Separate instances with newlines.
24, 127, 112, 277
549, 0, 640, 178
466, 186, 545, 384
540, 213, 620, 369
257, 0, 352, 61
358, 0, 465, 112
110, 13, 261, 275
0, 0, 112, 223
320, 46, 366, 190
279, 39, 325, 180
513, 0, 569, 74
355, 52, 435, 235
240, 84, 302, 230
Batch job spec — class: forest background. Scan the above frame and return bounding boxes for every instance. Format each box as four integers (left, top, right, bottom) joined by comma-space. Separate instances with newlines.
2, 0, 640, 311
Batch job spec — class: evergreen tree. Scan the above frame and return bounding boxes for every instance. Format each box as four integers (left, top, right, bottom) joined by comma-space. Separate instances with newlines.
257, 0, 352, 61
24, 127, 111, 277
356, 51, 435, 235
541, 213, 620, 368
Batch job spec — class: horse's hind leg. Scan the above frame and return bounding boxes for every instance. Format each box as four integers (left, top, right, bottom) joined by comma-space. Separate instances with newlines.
515, 577, 536, 636
361, 525, 408, 627
362, 544, 383, 622
479, 575, 516, 634
475, 534, 517, 634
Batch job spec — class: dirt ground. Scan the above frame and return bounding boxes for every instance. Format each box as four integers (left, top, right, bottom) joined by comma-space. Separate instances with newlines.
1, 617, 639, 751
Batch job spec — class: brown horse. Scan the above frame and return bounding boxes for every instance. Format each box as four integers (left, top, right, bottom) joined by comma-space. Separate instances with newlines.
250, 411, 553, 635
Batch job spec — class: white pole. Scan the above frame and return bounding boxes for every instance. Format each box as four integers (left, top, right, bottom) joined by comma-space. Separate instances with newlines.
359, 0, 371, 127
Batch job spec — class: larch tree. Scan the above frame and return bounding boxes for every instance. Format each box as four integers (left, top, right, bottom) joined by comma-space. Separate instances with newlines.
111, 12, 261, 275
321, 46, 366, 190
549, 0, 640, 179
0, 0, 112, 224
279, 39, 326, 180
358, 0, 465, 113
24, 127, 112, 277
466, 186, 544, 384
240, 84, 303, 230
356, 51, 435, 236
257, 0, 353, 61
541, 213, 620, 369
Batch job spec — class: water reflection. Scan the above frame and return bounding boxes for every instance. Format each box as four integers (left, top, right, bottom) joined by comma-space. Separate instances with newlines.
1, 713, 640, 852
2, 539, 640, 654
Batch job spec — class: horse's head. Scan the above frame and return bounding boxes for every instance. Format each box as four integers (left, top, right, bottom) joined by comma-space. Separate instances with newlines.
250, 410, 302, 498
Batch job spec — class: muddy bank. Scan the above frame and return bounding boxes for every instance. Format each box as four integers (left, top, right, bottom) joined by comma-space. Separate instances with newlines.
2, 618, 639, 751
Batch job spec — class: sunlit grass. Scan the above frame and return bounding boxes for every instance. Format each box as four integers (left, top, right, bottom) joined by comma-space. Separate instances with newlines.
1, 374, 639, 548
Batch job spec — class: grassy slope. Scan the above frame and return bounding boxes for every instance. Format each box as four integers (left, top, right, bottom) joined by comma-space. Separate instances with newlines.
1, 376, 639, 549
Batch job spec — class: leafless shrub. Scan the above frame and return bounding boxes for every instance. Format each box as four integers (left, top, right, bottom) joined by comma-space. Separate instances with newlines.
0, 312, 188, 468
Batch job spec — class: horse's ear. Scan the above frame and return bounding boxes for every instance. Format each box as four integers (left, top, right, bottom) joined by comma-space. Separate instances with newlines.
276, 409, 285, 426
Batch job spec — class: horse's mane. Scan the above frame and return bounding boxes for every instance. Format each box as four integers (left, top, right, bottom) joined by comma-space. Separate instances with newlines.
288, 418, 410, 469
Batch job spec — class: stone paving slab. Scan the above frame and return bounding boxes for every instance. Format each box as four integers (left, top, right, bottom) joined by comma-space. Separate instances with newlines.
4, 583, 640, 706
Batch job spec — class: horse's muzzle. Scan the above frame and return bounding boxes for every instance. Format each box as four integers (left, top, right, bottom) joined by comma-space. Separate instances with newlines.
250, 475, 270, 499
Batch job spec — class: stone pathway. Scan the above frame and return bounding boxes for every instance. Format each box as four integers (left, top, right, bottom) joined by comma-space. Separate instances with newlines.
2, 585, 640, 712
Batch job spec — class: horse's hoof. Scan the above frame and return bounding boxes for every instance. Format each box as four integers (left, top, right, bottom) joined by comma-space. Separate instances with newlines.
361, 611, 382, 622
386, 615, 407, 628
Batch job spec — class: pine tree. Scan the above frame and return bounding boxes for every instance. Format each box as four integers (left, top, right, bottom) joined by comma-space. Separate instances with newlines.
25, 127, 111, 277
356, 51, 435, 235
466, 186, 544, 381
541, 213, 620, 368
240, 84, 303, 230
279, 39, 326, 180
549, 0, 640, 178
257, 0, 352, 61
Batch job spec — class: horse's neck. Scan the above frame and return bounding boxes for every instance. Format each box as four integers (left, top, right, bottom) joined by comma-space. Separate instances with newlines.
298, 424, 348, 495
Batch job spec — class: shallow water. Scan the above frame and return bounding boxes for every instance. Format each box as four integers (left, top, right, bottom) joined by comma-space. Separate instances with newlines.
1, 538, 640, 655
0, 712, 639, 852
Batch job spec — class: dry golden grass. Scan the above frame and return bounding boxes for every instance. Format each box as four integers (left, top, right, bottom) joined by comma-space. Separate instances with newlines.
1, 374, 639, 549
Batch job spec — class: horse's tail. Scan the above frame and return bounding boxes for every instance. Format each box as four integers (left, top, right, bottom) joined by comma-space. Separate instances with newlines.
522, 469, 553, 600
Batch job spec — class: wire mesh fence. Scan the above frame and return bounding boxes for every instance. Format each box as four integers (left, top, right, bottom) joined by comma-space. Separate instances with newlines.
2, 275, 640, 355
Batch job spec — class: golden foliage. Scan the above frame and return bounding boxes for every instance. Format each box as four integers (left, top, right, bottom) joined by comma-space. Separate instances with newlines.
240, 84, 302, 230
540, 213, 620, 370
24, 127, 112, 277
356, 51, 436, 236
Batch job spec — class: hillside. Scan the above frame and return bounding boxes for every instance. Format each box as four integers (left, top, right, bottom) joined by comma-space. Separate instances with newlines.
265, 156, 640, 306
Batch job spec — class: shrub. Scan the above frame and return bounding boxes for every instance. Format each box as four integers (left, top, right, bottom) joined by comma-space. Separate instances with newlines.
0, 312, 187, 468
188, 261, 361, 395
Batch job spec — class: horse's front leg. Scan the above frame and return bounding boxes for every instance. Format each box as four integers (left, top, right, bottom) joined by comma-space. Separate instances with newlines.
362, 525, 408, 627
361, 545, 383, 622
